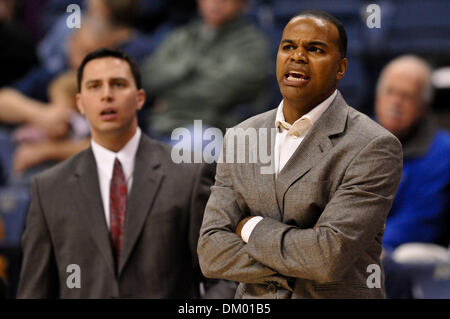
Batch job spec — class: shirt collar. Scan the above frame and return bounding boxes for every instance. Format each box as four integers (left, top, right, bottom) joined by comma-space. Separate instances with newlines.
91, 127, 142, 181
275, 89, 337, 131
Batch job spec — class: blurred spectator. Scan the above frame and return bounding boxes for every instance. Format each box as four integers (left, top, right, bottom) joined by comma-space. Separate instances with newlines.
24, 0, 154, 105
141, 0, 272, 141
0, 0, 38, 87
11, 70, 89, 177
37, 0, 168, 78
376, 55, 450, 298
38, 0, 83, 39
0, 12, 149, 184
0, 0, 15, 23
14, 0, 50, 42
375, 55, 450, 251
136, 0, 197, 33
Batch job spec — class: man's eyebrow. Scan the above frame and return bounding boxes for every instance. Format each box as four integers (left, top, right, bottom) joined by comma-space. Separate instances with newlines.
308, 41, 328, 48
110, 77, 129, 82
281, 39, 329, 48
281, 39, 295, 44
84, 79, 101, 85
84, 77, 129, 84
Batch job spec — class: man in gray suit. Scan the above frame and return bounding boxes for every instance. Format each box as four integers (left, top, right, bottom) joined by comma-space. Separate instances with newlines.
17, 48, 233, 298
198, 10, 403, 298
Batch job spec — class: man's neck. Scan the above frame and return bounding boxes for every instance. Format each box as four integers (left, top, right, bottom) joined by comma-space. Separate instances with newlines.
91, 126, 137, 153
282, 100, 315, 124
283, 90, 336, 124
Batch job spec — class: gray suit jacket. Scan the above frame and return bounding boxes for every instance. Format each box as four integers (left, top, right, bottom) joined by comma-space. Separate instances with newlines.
17, 134, 233, 298
198, 92, 403, 298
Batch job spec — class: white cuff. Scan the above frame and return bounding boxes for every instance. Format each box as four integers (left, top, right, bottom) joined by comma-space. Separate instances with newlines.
241, 216, 264, 243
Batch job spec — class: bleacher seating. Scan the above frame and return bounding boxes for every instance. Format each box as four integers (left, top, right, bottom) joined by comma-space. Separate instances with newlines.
385, 0, 450, 55
0, 186, 31, 298
0, 186, 30, 248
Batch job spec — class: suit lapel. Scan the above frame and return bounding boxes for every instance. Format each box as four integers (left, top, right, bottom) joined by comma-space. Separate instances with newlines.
72, 149, 116, 276
119, 136, 163, 275
253, 109, 282, 219
276, 91, 349, 213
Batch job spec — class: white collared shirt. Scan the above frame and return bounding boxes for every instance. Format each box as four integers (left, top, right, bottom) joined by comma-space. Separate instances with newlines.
91, 128, 142, 229
274, 89, 337, 175
240, 90, 337, 243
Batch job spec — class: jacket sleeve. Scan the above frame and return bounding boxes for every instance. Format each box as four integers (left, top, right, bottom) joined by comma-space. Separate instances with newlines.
17, 177, 59, 298
197, 135, 294, 291
186, 162, 236, 298
246, 135, 403, 283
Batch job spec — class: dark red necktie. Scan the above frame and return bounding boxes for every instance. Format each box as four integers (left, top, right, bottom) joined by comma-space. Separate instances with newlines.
110, 158, 127, 268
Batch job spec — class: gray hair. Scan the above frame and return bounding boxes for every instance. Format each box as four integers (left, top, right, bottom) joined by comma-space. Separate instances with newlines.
376, 55, 434, 105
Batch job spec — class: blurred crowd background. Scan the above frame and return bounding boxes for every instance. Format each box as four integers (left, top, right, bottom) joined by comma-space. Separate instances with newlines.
0, 0, 449, 299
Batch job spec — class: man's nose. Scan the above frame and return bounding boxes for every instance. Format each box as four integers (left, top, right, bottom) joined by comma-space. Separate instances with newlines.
101, 85, 113, 101
386, 91, 404, 105
290, 49, 308, 64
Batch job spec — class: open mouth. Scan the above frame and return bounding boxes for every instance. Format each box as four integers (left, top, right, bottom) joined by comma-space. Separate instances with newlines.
100, 108, 118, 120
284, 71, 310, 82
101, 108, 116, 115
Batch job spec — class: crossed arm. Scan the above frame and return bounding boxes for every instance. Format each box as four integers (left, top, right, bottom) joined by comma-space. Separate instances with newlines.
189, 163, 239, 298
197, 135, 403, 286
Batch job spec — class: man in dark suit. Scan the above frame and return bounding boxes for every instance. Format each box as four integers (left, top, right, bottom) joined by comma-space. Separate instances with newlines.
17, 48, 234, 298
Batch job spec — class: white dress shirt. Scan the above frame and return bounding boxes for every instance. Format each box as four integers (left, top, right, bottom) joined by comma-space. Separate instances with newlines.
240, 90, 338, 243
274, 89, 338, 175
91, 128, 141, 229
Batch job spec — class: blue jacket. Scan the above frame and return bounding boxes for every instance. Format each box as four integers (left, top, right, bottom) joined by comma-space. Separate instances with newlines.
383, 119, 450, 251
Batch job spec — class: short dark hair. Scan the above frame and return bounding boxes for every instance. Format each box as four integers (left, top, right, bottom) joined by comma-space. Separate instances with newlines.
294, 10, 348, 58
77, 48, 142, 92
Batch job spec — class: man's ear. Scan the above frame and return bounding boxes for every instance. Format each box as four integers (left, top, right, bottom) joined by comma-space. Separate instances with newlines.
76, 93, 85, 115
136, 89, 146, 111
336, 57, 348, 80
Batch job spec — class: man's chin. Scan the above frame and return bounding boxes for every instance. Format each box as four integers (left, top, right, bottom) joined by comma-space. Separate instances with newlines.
93, 124, 128, 135
280, 87, 311, 102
